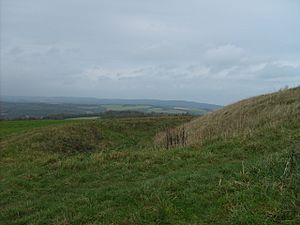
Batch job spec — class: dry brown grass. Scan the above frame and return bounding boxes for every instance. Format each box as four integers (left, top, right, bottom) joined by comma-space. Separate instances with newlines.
155, 86, 300, 147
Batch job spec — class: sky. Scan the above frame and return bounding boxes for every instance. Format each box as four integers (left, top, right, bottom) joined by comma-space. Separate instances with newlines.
1, 0, 300, 105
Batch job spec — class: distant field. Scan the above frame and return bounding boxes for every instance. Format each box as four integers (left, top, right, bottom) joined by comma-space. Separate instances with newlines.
101, 104, 208, 115
102, 104, 152, 111
0, 101, 216, 119
0, 102, 106, 119
101, 104, 207, 114
66, 116, 101, 120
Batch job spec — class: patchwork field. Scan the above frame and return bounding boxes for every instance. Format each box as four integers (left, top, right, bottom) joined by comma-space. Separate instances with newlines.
1, 98, 220, 119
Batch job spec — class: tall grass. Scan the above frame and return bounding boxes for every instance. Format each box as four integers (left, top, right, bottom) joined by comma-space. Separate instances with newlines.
30, 122, 103, 153
155, 87, 300, 147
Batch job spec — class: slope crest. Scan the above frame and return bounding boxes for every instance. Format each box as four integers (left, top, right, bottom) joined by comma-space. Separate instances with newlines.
155, 87, 300, 147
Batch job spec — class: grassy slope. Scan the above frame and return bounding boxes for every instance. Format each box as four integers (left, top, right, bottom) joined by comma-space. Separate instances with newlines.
0, 120, 74, 139
0, 89, 300, 225
185, 87, 300, 146
156, 87, 300, 148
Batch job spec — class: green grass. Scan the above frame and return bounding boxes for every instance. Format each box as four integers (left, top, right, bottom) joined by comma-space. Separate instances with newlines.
0, 120, 74, 139
0, 115, 299, 225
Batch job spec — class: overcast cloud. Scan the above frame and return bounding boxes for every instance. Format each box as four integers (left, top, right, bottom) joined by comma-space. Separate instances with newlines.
1, 0, 300, 104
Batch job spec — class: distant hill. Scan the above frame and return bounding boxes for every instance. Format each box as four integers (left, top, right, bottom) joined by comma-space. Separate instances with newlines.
2, 96, 221, 110
0, 96, 221, 119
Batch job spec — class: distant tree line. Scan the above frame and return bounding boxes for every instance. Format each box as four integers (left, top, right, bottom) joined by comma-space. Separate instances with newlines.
0, 110, 194, 121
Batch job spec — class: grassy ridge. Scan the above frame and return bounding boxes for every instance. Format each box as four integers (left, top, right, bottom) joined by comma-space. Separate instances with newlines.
156, 87, 300, 147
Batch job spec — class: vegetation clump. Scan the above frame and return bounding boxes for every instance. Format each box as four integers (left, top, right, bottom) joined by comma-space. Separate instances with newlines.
31, 121, 103, 153
155, 126, 188, 149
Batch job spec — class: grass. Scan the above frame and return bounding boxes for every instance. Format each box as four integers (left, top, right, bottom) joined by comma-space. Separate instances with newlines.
0, 88, 299, 224
156, 86, 300, 147
0, 120, 74, 139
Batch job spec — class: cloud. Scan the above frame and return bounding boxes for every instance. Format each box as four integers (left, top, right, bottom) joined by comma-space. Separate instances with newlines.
254, 62, 300, 81
272, 60, 300, 69
204, 44, 245, 69
83, 67, 145, 81
1, 0, 300, 104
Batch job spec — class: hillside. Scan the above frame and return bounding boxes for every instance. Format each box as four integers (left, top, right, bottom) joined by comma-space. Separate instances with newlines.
156, 87, 300, 147
0, 88, 299, 224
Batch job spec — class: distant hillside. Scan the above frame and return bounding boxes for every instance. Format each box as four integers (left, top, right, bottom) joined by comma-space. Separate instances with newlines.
156, 86, 300, 147
2, 96, 221, 110
1, 96, 221, 119
0, 102, 106, 119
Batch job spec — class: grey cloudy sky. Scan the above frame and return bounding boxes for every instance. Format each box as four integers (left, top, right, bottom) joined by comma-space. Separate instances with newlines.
1, 0, 300, 104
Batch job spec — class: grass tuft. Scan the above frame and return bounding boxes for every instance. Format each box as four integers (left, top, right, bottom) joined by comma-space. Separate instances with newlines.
30, 122, 103, 153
